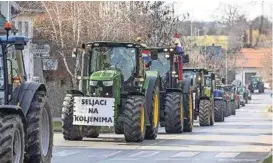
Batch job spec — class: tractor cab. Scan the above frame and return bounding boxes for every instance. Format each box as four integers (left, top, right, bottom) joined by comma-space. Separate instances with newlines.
0, 35, 29, 105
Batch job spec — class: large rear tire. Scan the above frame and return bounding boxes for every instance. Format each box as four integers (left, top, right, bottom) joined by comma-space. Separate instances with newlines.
164, 92, 184, 133
199, 100, 211, 126
183, 93, 193, 132
62, 94, 83, 140
145, 85, 160, 139
123, 96, 146, 142
214, 100, 224, 122
24, 91, 53, 163
0, 113, 24, 163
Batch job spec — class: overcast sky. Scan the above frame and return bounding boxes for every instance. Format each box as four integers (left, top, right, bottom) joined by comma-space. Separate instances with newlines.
168, 0, 273, 21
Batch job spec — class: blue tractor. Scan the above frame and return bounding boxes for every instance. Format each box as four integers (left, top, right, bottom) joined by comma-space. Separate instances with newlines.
213, 77, 226, 122
0, 22, 53, 163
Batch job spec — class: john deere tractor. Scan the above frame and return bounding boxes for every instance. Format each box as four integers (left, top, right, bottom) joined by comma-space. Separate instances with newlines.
62, 41, 161, 142
142, 46, 193, 133
183, 68, 215, 126
248, 75, 264, 93
0, 22, 53, 163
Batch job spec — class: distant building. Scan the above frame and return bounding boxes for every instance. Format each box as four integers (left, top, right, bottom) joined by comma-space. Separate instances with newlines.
234, 48, 272, 86
0, 1, 20, 34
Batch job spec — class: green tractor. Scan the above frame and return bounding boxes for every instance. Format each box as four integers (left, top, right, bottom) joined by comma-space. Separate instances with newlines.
183, 68, 215, 126
142, 47, 193, 133
62, 41, 161, 142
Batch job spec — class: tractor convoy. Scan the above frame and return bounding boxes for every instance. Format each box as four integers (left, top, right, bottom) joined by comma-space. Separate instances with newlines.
60, 36, 254, 144
0, 21, 261, 163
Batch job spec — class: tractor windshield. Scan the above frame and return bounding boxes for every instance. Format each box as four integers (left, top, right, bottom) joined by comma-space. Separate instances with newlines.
204, 76, 211, 87
150, 52, 170, 77
91, 46, 136, 81
183, 71, 197, 79
251, 77, 259, 82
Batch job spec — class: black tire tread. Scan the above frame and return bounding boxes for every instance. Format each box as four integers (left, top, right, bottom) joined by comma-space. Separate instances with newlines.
62, 94, 83, 140
231, 101, 236, 115
123, 96, 146, 142
25, 91, 53, 163
199, 100, 211, 126
164, 92, 183, 133
0, 113, 24, 163
183, 93, 193, 132
214, 100, 224, 122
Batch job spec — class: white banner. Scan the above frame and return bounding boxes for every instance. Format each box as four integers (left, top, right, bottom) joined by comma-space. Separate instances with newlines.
73, 97, 115, 126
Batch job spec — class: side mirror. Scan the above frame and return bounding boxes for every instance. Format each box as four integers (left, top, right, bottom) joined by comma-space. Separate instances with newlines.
81, 43, 86, 49
183, 54, 189, 63
221, 78, 226, 84
151, 50, 158, 60
211, 73, 215, 80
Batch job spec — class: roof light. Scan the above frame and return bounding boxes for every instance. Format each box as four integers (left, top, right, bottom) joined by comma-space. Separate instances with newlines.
169, 48, 174, 52
4, 21, 12, 31
127, 44, 133, 47
94, 43, 99, 46
164, 48, 168, 52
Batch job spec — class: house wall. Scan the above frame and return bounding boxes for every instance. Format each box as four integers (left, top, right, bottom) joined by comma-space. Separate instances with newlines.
235, 67, 260, 85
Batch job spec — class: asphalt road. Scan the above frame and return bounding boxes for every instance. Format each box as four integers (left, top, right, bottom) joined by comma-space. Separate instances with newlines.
52, 90, 272, 163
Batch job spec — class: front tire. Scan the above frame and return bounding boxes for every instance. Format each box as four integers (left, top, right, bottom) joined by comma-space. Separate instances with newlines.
214, 100, 224, 122
62, 94, 83, 140
199, 100, 211, 126
24, 91, 53, 163
231, 101, 236, 115
123, 96, 146, 142
0, 113, 24, 163
183, 93, 194, 132
164, 92, 184, 133
145, 85, 160, 139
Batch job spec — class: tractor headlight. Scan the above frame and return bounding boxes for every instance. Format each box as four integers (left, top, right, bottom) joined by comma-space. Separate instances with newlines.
89, 80, 98, 86
164, 48, 168, 52
165, 54, 170, 58
103, 81, 113, 86
172, 71, 176, 74
169, 48, 174, 52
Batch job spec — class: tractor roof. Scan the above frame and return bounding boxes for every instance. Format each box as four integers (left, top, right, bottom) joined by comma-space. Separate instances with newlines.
183, 67, 209, 73
0, 35, 29, 44
87, 41, 146, 48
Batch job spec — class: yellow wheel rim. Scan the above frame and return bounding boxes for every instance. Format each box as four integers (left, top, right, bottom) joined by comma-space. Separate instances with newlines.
189, 93, 193, 123
140, 106, 145, 133
153, 94, 159, 128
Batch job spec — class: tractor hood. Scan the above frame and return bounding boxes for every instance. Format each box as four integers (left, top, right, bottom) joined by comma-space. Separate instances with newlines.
90, 70, 118, 81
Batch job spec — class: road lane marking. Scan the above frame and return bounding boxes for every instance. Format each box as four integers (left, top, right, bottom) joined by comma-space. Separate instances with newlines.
171, 152, 200, 157
87, 151, 122, 158
53, 150, 79, 157
215, 152, 240, 158
104, 151, 122, 157
128, 151, 160, 157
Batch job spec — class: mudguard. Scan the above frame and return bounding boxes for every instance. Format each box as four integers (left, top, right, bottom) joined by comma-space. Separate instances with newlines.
166, 88, 182, 93
0, 105, 27, 131
11, 82, 46, 116
143, 71, 159, 126
67, 89, 85, 96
